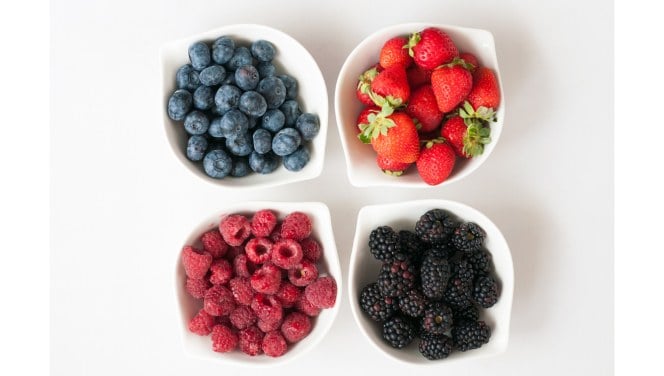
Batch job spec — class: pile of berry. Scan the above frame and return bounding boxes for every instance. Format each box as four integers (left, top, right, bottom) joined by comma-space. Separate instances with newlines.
182, 210, 337, 357
167, 37, 320, 179
354, 27, 501, 185
359, 209, 500, 360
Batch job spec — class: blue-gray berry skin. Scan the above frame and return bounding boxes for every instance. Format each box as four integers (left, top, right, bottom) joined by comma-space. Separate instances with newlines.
215, 85, 242, 113
280, 100, 302, 126
295, 113, 320, 140
272, 127, 301, 156
250, 40, 275, 62
167, 89, 193, 121
235, 65, 260, 91
283, 145, 310, 171
203, 149, 232, 178
176, 64, 200, 90
226, 46, 253, 71
193, 86, 214, 110
247, 116, 258, 130
221, 71, 236, 86
208, 117, 224, 138
239, 91, 267, 118
278, 74, 298, 100
257, 62, 276, 78
186, 135, 208, 161
184, 111, 209, 135
230, 157, 251, 177
257, 76, 287, 109
261, 109, 285, 133
189, 42, 211, 71
252, 128, 272, 154
212, 36, 235, 65
249, 151, 279, 174
225, 132, 253, 156
219, 109, 249, 138
199, 65, 226, 86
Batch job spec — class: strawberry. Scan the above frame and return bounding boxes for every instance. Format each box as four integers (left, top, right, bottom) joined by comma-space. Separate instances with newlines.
467, 67, 501, 110
406, 27, 459, 70
406, 65, 431, 89
440, 115, 491, 158
379, 36, 412, 69
416, 140, 456, 185
430, 59, 473, 113
356, 106, 380, 133
405, 85, 443, 133
358, 111, 419, 163
376, 154, 412, 176
356, 65, 380, 106
370, 65, 410, 107
459, 52, 479, 71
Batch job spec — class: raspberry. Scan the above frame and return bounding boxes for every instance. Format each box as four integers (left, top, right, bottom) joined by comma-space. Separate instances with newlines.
280, 212, 312, 241
229, 305, 257, 330
211, 324, 238, 353
281, 312, 312, 343
250, 209, 277, 237
287, 260, 318, 287
300, 237, 322, 262
245, 237, 273, 264
181, 245, 213, 280
275, 282, 302, 308
215, 315, 232, 327
200, 229, 229, 259
225, 245, 244, 261
229, 277, 254, 306
233, 254, 257, 278
239, 326, 264, 356
209, 259, 233, 285
262, 331, 288, 357
269, 222, 283, 242
204, 285, 236, 316
188, 309, 215, 336
304, 276, 337, 309
185, 277, 211, 299
295, 294, 321, 317
257, 317, 282, 332
271, 239, 303, 269
219, 214, 252, 246
250, 263, 282, 294
250, 293, 283, 324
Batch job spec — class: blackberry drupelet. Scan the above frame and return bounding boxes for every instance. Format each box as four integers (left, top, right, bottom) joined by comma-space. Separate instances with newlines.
467, 248, 492, 274
420, 253, 451, 300
398, 289, 426, 318
452, 320, 491, 351
426, 242, 457, 259
377, 258, 418, 297
359, 282, 396, 322
443, 258, 474, 308
451, 222, 487, 253
421, 301, 454, 335
452, 304, 479, 325
382, 316, 416, 349
399, 230, 425, 264
369, 226, 403, 262
419, 334, 454, 360
415, 209, 459, 245
472, 275, 500, 308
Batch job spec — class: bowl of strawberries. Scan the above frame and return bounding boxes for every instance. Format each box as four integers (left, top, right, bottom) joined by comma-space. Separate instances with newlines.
335, 23, 504, 187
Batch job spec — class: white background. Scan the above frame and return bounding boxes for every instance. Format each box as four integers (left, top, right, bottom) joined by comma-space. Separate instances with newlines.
50, 0, 614, 375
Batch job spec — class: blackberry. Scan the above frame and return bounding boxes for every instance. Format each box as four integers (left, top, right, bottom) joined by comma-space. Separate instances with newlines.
415, 209, 458, 245
420, 253, 451, 300
399, 230, 425, 264
452, 304, 479, 325
377, 258, 417, 297
421, 301, 454, 335
419, 334, 453, 360
426, 242, 457, 259
443, 259, 474, 308
382, 316, 416, 349
359, 282, 396, 322
451, 222, 486, 253
467, 248, 492, 275
452, 320, 491, 351
472, 275, 500, 308
369, 226, 403, 262
398, 289, 426, 318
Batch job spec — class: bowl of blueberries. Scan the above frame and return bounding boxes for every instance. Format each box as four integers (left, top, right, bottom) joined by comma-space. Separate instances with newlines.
161, 24, 328, 188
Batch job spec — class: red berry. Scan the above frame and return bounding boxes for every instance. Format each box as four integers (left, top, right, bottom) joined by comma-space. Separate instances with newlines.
225, 245, 244, 261
300, 237, 322, 262
379, 36, 412, 69
467, 67, 501, 110
416, 141, 456, 185
406, 84, 443, 133
200, 229, 229, 259
229, 277, 254, 306
304, 276, 337, 309
250, 210, 277, 237
356, 65, 380, 106
188, 309, 215, 336
245, 237, 273, 264
356, 106, 381, 133
233, 254, 257, 278
376, 154, 412, 176
181, 246, 213, 280
229, 305, 257, 330
271, 239, 303, 269
370, 66, 410, 106
295, 294, 322, 317
406, 65, 431, 89
430, 64, 473, 113
208, 259, 233, 286
185, 277, 211, 299
459, 52, 479, 70
275, 282, 302, 308
238, 326, 264, 356
250, 263, 282, 294
269, 222, 283, 242
251, 293, 284, 324
262, 331, 288, 357
280, 212, 312, 241
408, 27, 459, 70
257, 317, 282, 333
219, 214, 252, 246
211, 324, 238, 353
281, 312, 312, 343
287, 260, 319, 287
203, 285, 236, 316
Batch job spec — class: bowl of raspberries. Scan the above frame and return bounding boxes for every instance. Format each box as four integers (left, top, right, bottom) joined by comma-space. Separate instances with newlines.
161, 24, 328, 188
335, 23, 504, 187
348, 200, 513, 364
175, 201, 341, 365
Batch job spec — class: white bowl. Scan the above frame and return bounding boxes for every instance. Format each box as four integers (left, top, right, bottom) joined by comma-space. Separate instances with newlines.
348, 199, 514, 365
175, 201, 342, 366
160, 24, 328, 189
335, 23, 505, 188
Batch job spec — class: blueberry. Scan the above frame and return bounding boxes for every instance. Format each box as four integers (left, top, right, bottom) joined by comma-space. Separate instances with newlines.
226, 46, 253, 71
186, 135, 208, 161
248, 116, 258, 130
226, 132, 253, 156
230, 157, 251, 177
249, 151, 279, 174
250, 40, 275, 62
283, 146, 310, 172
278, 74, 298, 100
188, 42, 211, 71
239, 91, 267, 117
199, 65, 226, 86
215, 85, 242, 113
280, 100, 302, 126
203, 149, 233, 178
272, 127, 301, 156
167, 89, 193, 121
193, 86, 214, 110
208, 117, 224, 138
235, 65, 260, 91
295, 113, 320, 140
212, 36, 235, 65
257, 62, 276, 78
176, 64, 200, 90
219, 109, 249, 138
257, 76, 287, 109
252, 128, 272, 154
221, 72, 236, 86
184, 111, 209, 135
261, 109, 285, 133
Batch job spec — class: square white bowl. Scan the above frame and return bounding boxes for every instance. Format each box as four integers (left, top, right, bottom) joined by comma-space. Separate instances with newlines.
160, 24, 328, 189
174, 201, 342, 366
335, 23, 505, 188
348, 199, 514, 365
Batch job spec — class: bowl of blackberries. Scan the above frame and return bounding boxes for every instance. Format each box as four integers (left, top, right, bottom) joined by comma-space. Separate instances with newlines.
348, 200, 513, 364
161, 24, 328, 188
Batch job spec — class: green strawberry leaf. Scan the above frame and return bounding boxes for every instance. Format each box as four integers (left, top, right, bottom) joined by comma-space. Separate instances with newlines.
406, 32, 421, 57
